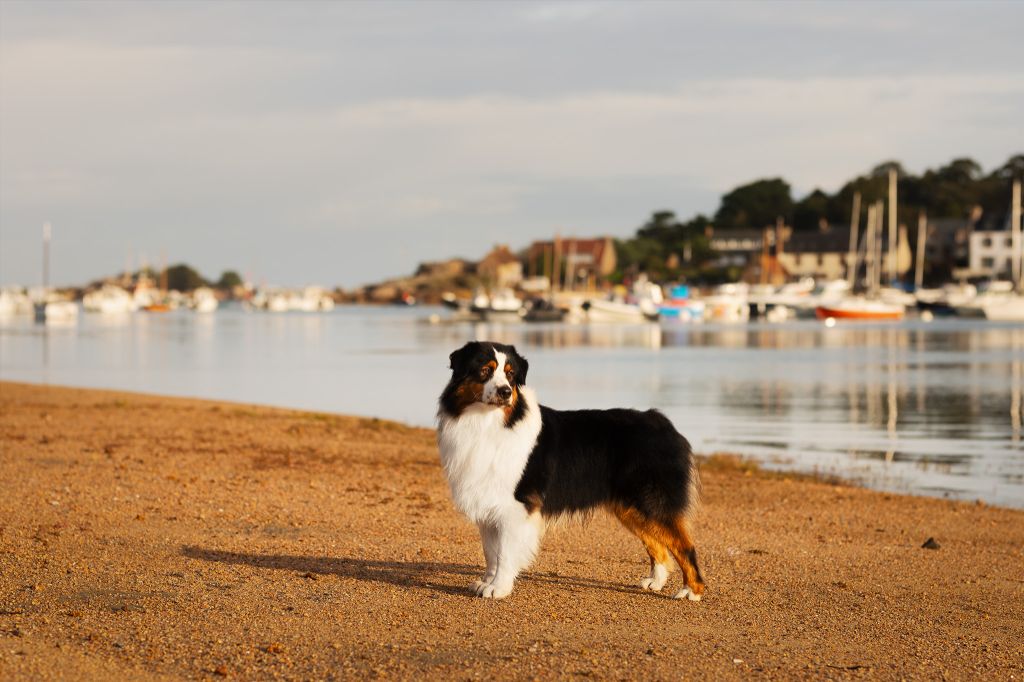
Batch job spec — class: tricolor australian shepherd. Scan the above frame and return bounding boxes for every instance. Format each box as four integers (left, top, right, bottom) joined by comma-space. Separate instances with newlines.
437, 341, 704, 601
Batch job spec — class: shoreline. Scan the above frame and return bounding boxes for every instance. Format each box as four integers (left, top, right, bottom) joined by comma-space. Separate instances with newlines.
4, 376, 1015, 509
2, 381, 1022, 680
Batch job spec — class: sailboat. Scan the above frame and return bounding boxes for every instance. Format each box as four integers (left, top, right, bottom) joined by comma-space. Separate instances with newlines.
817, 182, 905, 321
33, 223, 79, 324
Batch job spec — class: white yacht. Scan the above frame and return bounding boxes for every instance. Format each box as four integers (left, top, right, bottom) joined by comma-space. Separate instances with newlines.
189, 287, 219, 313
0, 288, 34, 316
954, 282, 1024, 321
83, 284, 137, 314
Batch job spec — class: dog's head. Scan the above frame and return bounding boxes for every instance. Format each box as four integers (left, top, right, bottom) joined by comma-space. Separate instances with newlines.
439, 341, 529, 420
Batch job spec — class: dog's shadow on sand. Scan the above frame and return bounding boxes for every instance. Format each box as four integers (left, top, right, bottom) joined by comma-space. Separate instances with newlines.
181, 546, 640, 598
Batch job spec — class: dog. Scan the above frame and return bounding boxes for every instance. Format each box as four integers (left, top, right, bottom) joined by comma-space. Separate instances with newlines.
436, 340, 704, 601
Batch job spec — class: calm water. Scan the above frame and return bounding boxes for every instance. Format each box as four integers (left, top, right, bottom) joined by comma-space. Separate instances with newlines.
1, 307, 1022, 508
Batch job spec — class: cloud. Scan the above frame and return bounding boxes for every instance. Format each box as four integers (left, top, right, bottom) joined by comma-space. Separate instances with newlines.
1, 2, 1022, 287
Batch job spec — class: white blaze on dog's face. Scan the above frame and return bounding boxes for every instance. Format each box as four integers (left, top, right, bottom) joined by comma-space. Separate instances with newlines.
481, 349, 514, 406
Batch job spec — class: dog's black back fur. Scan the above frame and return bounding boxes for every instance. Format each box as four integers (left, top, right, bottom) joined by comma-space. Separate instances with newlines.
515, 406, 695, 523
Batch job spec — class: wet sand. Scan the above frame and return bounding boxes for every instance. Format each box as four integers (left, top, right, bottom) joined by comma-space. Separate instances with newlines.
1, 381, 1022, 680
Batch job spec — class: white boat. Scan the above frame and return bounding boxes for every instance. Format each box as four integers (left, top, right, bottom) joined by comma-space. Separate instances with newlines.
189, 287, 219, 313
977, 295, 1024, 321
83, 285, 137, 314
249, 286, 334, 312
953, 282, 1024, 321
470, 287, 524, 320
584, 278, 662, 322
268, 292, 290, 312
584, 297, 656, 322
915, 283, 977, 316
294, 286, 335, 312
878, 286, 917, 307
792, 279, 852, 319
702, 282, 749, 323
748, 277, 814, 320
0, 288, 34, 316
34, 298, 79, 324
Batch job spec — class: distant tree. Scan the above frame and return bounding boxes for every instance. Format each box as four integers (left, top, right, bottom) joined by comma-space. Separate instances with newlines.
992, 153, 1024, 181
792, 189, 831, 231
714, 178, 793, 229
870, 160, 907, 178
636, 210, 680, 242
164, 264, 207, 292
936, 158, 983, 184
614, 212, 715, 281
214, 270, 243, 291
918, 157, 985, 219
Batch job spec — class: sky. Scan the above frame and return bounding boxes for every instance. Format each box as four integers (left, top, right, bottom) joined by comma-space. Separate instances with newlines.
1, 1, 1022, 288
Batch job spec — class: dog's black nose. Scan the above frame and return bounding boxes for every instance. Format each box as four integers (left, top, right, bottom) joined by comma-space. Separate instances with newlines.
497, 386, 513, 400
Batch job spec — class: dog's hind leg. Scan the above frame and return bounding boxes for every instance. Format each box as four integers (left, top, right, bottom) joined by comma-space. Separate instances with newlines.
471, 523, 499, 595
609, 504, 672, 592
660, 516, 705, 602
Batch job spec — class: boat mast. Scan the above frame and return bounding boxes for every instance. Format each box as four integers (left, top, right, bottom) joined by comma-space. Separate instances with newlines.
42, 222, 51, 291
915, 212, 927, 291
864, 204, 876, 296
888, 169, 898, 285
1012, 178, 1022, 292
846, 192, 861, 289
875, 200, 885, 296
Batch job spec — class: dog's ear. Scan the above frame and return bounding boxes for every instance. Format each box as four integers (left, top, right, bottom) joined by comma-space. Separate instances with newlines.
448, 342, 480, 374
510, 346, 528, 385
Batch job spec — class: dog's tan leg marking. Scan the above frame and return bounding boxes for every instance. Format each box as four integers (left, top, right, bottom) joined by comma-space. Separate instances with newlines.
660, 517, 705, 601
609, 504, 673, 592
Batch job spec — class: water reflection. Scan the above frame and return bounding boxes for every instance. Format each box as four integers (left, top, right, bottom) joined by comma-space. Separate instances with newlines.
1, 309, 1021, 507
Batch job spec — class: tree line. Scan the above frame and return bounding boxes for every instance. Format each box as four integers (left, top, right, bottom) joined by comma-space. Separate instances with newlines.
108, 264, 244, 293
614, 154, 1024, 282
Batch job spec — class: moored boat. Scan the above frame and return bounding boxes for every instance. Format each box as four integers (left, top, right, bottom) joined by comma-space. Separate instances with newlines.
34, 299, 79, 323
189, 287, 219, 313
83, 284, 137, 314
659, 285, 705, 323
816, 298, 905, 320
0, 288, 34, 316
470, 287, 523, 320
952, 282, 1024, 321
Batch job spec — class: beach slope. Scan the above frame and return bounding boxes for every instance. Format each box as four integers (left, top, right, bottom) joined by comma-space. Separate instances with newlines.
1, 382, 1021, 680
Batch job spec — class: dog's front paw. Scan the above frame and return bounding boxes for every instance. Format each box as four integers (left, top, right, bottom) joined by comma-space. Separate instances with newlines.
673, 587, 702, 602
470, 578, 494, 596
478, 582, 513, 599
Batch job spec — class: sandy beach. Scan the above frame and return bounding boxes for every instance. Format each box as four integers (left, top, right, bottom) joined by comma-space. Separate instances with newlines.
1, 381, 1022, 680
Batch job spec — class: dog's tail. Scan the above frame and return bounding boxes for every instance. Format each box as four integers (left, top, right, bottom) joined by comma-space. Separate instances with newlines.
685, 456, 702, 519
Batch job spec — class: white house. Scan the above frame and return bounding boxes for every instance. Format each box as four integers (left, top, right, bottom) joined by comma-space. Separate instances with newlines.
969, 230, 1015, 277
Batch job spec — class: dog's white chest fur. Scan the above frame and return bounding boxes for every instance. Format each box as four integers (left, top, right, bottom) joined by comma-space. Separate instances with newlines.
436, 386, 542, 524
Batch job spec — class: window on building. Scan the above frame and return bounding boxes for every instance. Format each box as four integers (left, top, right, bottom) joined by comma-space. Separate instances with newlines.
981, 257, 995, 268
981, 237, 992, 248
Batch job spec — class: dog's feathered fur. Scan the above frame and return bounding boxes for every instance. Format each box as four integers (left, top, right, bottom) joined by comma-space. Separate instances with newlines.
437, 341, 705, 600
